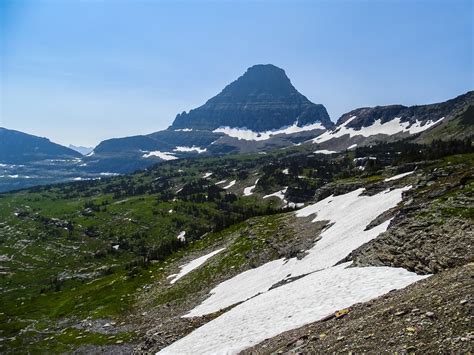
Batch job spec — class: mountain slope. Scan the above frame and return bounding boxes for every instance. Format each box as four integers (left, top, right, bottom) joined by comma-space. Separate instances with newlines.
312, 91, 474, 151
170, 64, 333, 131
0, 128, 82, 164
1, 135, 472, 352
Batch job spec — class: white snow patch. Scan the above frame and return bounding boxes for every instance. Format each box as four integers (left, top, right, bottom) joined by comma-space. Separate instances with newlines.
159, 263, 426, 354
263, 187, 288, 200
177, 231, 186, 242
314, 149, 337, 155
313, 116, 444, 144
282, 168, 289, 175
202, 172, 213, 179
347, 144, 358, 150
158, 186, 429, 354
215, 180, 227, 185
142, 151, 178, 160
168, 248, 226, 285
222, 180, 236, 190
112, 245, 120, 250
185, 186, 412, 317
174, 146, 207, 154
174, 128, 193, 132
243, 179, 259, 196
384, 171, 414, 182
213, 121, 326, 141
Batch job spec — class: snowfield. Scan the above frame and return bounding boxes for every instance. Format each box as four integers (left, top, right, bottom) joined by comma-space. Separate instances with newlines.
314, 149, 338, 154
173, 146, 207, 154
384, 171, 414, 182
313, 116, 444, 144
213, 121, 326, 141
168, 248, 226, 285
142, 151, 178, 160
159, 264, 426, 355
243, 178, 259, 196
222, 180, 236, 189
263, 187, 288, 201
158, 186, 429, 354
176, 231, 186, 242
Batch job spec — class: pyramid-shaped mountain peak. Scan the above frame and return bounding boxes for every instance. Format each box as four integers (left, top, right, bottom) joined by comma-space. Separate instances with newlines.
170, 64, 333, 132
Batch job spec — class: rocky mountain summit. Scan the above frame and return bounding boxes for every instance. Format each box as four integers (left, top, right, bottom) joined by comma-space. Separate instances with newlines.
170, 64, 333, 131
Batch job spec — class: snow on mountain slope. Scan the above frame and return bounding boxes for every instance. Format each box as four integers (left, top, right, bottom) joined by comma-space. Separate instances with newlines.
213, 121, 325, 141
159, 264, 426, 355
243, 178, 259, 196
173, 146, 207, 153
158, 185, 428, 354
168, 248, 226, 285
222, 180, 236, 189
313, 116, 444, 144
184, 186, 411, 317
384, 171, 414, 182
142, 151, 178, 160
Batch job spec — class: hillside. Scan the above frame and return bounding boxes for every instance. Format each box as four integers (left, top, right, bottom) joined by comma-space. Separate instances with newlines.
0, 135, 472, 352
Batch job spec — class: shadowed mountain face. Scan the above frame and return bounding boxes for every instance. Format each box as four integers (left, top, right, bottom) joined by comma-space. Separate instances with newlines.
0, 128, 82, 164
170, 64, 333, 131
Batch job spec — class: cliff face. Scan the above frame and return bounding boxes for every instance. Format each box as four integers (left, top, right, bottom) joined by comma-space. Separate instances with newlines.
170, 64, 333, 131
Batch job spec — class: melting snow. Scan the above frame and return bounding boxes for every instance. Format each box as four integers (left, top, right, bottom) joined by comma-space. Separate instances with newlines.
174, 128, 193, 132
263, 187, 288, 200
213, 121, 326, 141
143, 151, 178, 160
177, 231, 186, 242
158, 186, 429, 354
159, 264, 425, 355
202, 172, 213, 179
314, 149, 337, 155
313, 116, 444, 144
222, 180, 236, 189
168, 248, 226, 285
215, 180, 227, 185
384, 171, 414, 182
282, 168, 289, 175
347, 144, 358, 150
243, 179, 259, 196
174, 146, 207, 154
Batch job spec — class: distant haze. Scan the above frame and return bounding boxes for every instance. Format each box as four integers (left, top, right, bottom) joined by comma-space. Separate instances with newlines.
1, 0, 472, 146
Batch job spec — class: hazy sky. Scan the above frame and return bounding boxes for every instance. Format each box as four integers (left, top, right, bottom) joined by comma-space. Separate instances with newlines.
1, 0, 472, 147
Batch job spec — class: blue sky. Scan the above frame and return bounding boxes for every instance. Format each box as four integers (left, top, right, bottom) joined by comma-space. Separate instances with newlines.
1, 0, 472, 146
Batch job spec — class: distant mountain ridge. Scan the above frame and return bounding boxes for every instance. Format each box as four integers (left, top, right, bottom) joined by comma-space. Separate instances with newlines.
1, 64, 472, 192
170, 64, 333, 131
68, 145, 94, 155
0, 128, 81, 164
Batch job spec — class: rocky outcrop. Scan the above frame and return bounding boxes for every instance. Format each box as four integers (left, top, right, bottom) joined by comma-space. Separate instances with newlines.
170, 64, 333, 131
